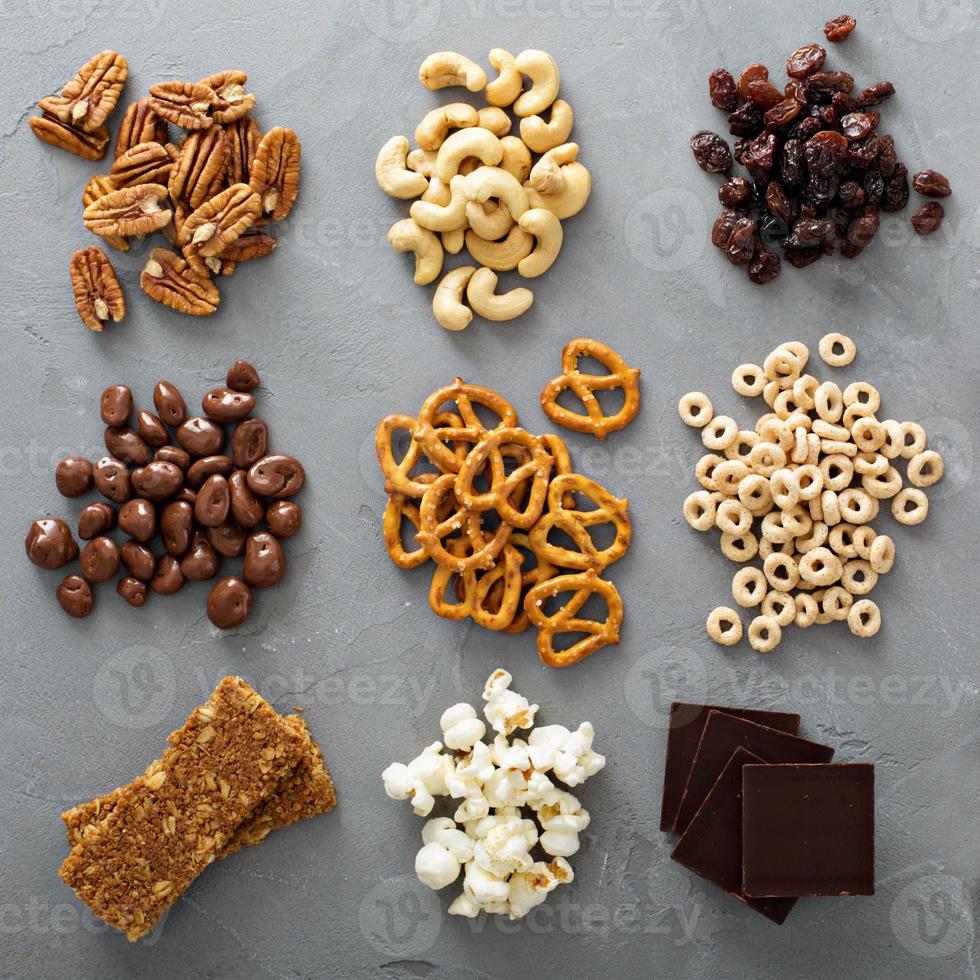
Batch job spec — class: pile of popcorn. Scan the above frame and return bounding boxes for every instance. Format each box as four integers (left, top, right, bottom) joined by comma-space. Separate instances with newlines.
382, 669, 604, 919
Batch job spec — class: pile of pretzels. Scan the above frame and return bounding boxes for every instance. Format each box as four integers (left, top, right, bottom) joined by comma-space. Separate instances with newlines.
375, 377, 631, 668
374, 49, 590, 331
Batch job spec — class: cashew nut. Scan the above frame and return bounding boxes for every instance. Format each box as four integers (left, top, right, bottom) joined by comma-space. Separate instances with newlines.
465, 224, 534, 272
465, 200, 512, 241
434, 127, 503, 182
387, 219, 444, 285
415, 103, 479, 151
523, 162, 591, 219
442, 227, 465, 254
375, 135, 429, 199
462, 166, 529, 221
517, 209, 563, 277
499, 135, 532, 183
529, 142, 579, 195
520, 99, 573, 153
513, 50, 560, 118
421, 176, 452, 206
466, 267, 534, 321
419, 52, 487, 93
476, 106, 511, 138
433, 266, 476, 331
485, 49, 523, 107
410, 175, 468, 232
407, 147, 438, 177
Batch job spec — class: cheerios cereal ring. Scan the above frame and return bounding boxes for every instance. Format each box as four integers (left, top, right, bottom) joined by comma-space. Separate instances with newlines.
764, 347, 802, 385
814, 381, 844, 423
869, 534, 895, 574
848, 598, 881, 637
763, 551, 799, 591
683, 490, 716, 531
731, 363, 765, 397
818, 332, 856, 367
796, 519, 829, 553
732, 567, 767, 607
761, 590, 796, 627
695, 453, 724, 491
827, 523, 858, 558
892, 487, 929, 525
843, 382, 880, 415
769, 468, 800, 510
841, 558, 877, 596
861, 465, 902, 499
724, 430, 758, 461
899, 421, 927, 458
748, 441, 786, 476
838, 488, 875, 524
798, 546, 842, 586
702, 414, 739, 451
720, 530, 758, 563
908, 450, 944, 488
795, 464, 823, 500
822, 585, 853, 622
737, 473, 772, 515
678, 391, 713, 427
712, 459, 750, 496
879, 420, 904, 459
714, 498, 751, 536
706, 606, 743, 646
851, 417, 885, 453
779, 340, 809, 367
852, 525, 876, 559
748, 614, 781, 652
820, 453, 854, 492
854, 451, 888, 477
794, 592, 819, 628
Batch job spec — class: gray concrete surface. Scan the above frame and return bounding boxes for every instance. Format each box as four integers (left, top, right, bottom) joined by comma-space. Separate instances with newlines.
1, 1, 979, 977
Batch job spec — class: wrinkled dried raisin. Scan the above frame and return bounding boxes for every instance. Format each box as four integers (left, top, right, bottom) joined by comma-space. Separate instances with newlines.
780, 139, 805, 186
747, 79, 784, 110
748, 248, 781, 284
911, 170, 951, 198
709, 68, 738, 111
911, 201, 944, 234
808, 71, 854, 94
726, 218, 758, 265
737, 64, 769, 100
841, 112, 876, 140
786, 43, 827, 79
690, 130, 733, 173
857, 82, 895, 108
805, 130, 849, 176
838, 180, 865, 209
742, 131, 778, 174
765, 98, 802, 129
727, 100, 764, 137
711, 209, 741, 247
719, 176, 751, 208
824, 15, 857, 42
881, 173, 910, 212
765, 180, 795, 224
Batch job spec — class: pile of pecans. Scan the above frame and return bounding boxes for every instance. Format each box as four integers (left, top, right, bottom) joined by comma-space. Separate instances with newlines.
30, 51, 300, 324
679, 335, 944, 651
690, 17, 952, 284
24, 361, 306, 630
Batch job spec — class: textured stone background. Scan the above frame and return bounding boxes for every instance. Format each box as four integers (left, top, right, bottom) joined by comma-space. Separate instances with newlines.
1, 1, 978, 977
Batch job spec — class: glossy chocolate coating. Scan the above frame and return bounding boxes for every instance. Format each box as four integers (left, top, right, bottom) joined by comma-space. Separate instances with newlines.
228, 470, 264, 528
57, 574, 94, 618
202, 387, 255, 423
186, 455, 232, 488
26, 518, 78, 569
175, 417, 224, 457
117, 576, 148, 607
247, 454, 305, 499
226, 359, 260, 392
195, 474, 230, 527
207, 576, 252, 629
243, 531, 285, 588
131, 461, 184, 500
150, 554, 184, 595
207, 519, 246, 558
118, 498, 157, 542
120, 539, 156, 580
231, 418, 268, 469
136, 410, 169, 447
160, 500, 194, 556
265, 500, 302, 539
55, 456, 93, 497
153, 380, 187, 426
104, 426, 152, 466
93, 456, 132, 503
180, 532, 220, 581
78, 502, 116, 540
100, 384, 132, 426
79, 535, 120, 583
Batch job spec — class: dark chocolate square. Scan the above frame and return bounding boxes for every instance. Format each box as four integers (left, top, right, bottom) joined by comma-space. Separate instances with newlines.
671, 748, 796, 924
742, 763, 875, 897
660, 702, 801, 832
674, 710, 834, 835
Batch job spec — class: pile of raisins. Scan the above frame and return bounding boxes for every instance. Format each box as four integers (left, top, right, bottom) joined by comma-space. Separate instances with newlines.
691, 17, 952, 285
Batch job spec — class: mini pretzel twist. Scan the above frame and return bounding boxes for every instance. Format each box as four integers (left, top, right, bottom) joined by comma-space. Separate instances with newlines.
382, 491, 429, 569
529, 473, 632, 571
524, 568, 623, 667
454, 427, 554, 529
540, 338, 641, 440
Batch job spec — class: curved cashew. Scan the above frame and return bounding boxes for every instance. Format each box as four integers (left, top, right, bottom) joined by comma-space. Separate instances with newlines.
520, 99, 573, 153
410, 175, 468, 231
513, 50, 560, 118
529, 142, 579, 195
387, 219, 444, 285
407, 147, 438, 177
462, 166, 529, 220
485, 49, 523, 107
466, 267, 534, 321
421, 176, 452, 206
477, 106, 511, 138
465, 224, 534, 272
442, 227, 465, 254
419, 52, 487, 92
517, 209, 563, 277
415, 103, 479, 151
433, 266, 476, 331
499, 136, 532, 183
375, 135, 429, 199
434, 127, 503, 182
523, 162, 591, 219
465, 200, 512, 241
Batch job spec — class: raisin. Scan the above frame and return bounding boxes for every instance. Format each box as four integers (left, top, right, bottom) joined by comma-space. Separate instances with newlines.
742, 131, 778, 173
785, 79, 809, 102
911, 170, 951, 198
838, 180, 865, 209
727, 100, 764, 137
841, 112, 876, 140
792, 116, 822, 142
831, 91, 857, 114
863, 171, 885, 205
824, 15, 857, 42
690, 130, 733, 173
748, 248, 781, 284
805, 130, 849, 176
881, 173, 910, 212
846, 210, 880, 248
711, 209, 741, 247
780, 139, 805, 186
709, 68, 738, 111
765, 180, 795, 224
911, 201, 944, 234
737, 63, 769, 100
876, 135, 897, 175
759, 214, 790, 248
784, 247, 824, 268
764, 98, 802, 129
718, 176, 751, 208
857, 82, 895, 108
848, 135, 881, 169
786, 43, 827, 79
803, 173, 839, 206
726, 217, 758, 265
747, 78, 785, 110
808, 71, 855, 94
791, 217, 837, 246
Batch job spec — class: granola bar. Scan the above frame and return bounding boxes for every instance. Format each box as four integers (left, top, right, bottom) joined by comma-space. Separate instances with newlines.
60, 676, 308, 941
63, 715, 336, 852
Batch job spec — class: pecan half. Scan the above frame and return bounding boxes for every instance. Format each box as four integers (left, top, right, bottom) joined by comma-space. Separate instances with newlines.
38, 50, 128, 133
29, 113, 108, 160
82, 175, 129, 251
218, 230, 277, 263
201, 70, 255, 124
226, 117, 262, 185
70, 247, 125, 330
115, 98, 168, 157
148, 81, 217, 129
141, 247, 220, 316
169, 128, 228, 208
110, 141, 173, 188
180, 183, 261, 257
83, 183, 172, 239
249, 127, 301, 220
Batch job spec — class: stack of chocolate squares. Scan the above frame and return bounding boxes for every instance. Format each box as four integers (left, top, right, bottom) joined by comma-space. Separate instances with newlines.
661, 702, 874, 924
60, 676, 336, 941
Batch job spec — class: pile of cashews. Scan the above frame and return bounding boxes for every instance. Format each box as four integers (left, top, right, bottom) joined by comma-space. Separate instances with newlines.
375, 49, 590, 331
